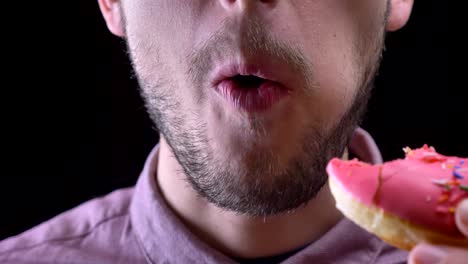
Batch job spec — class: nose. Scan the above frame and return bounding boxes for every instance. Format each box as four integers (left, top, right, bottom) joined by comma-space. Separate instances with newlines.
219, 0, 278, 12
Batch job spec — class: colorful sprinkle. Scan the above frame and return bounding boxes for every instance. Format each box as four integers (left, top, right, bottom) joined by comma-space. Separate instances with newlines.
432, 179, 448, 186
403, 147, 412, 154
448, 180, 461, 186
432, 179, 452, 191
403, 147, 415, 157
438, 194, 449, 203
418, 149, 467, 216
453, 170, 464, 179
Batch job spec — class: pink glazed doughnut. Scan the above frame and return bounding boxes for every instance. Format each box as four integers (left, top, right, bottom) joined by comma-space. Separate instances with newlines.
327, 145, 468, 250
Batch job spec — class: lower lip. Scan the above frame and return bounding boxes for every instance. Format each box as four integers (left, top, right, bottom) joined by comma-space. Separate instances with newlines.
215, 79, 290, 113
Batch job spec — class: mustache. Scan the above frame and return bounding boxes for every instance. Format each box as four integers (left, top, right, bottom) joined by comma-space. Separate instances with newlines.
186, 15, 314, 94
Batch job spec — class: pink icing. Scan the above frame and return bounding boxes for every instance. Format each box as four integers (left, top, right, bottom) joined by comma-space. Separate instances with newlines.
327, 144, 468, 237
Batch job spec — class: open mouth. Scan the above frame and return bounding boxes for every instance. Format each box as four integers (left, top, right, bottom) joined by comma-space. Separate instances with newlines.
229, 75, 267, 89
210, 63, 292, 113
215, 75, 289, 113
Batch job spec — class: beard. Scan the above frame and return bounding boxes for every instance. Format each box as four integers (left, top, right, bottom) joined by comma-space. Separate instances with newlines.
125, 12, 387, 217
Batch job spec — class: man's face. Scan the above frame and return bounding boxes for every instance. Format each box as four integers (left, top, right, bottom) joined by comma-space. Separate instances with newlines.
120, 0, 389, 216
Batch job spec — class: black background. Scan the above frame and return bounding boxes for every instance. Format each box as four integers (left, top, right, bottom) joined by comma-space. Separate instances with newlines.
1, 1, 465, 240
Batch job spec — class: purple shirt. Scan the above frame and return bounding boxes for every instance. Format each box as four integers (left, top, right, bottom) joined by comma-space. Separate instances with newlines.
0, 128, 408, 263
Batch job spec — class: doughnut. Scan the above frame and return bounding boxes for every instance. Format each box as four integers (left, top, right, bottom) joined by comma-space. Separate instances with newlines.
326, 144, 468, 250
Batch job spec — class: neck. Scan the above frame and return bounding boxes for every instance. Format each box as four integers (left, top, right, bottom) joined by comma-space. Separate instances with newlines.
156, 137, 343, 259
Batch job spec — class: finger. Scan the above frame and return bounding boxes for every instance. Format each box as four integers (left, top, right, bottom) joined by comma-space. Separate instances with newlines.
455, 199, 468, 237
408, 243, 467, 264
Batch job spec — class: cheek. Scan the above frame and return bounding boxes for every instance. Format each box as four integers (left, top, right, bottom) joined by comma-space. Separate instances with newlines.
123, 0, 199, 81
293, 1, 384, 128
297, 43, 358, 131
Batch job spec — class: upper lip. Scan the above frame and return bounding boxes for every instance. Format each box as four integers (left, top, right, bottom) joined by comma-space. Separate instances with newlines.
210, 59, 292, 90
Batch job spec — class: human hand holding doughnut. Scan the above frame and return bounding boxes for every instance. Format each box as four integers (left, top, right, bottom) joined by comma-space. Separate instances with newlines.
326, 145, 468, 258
408, 199, 468, 264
